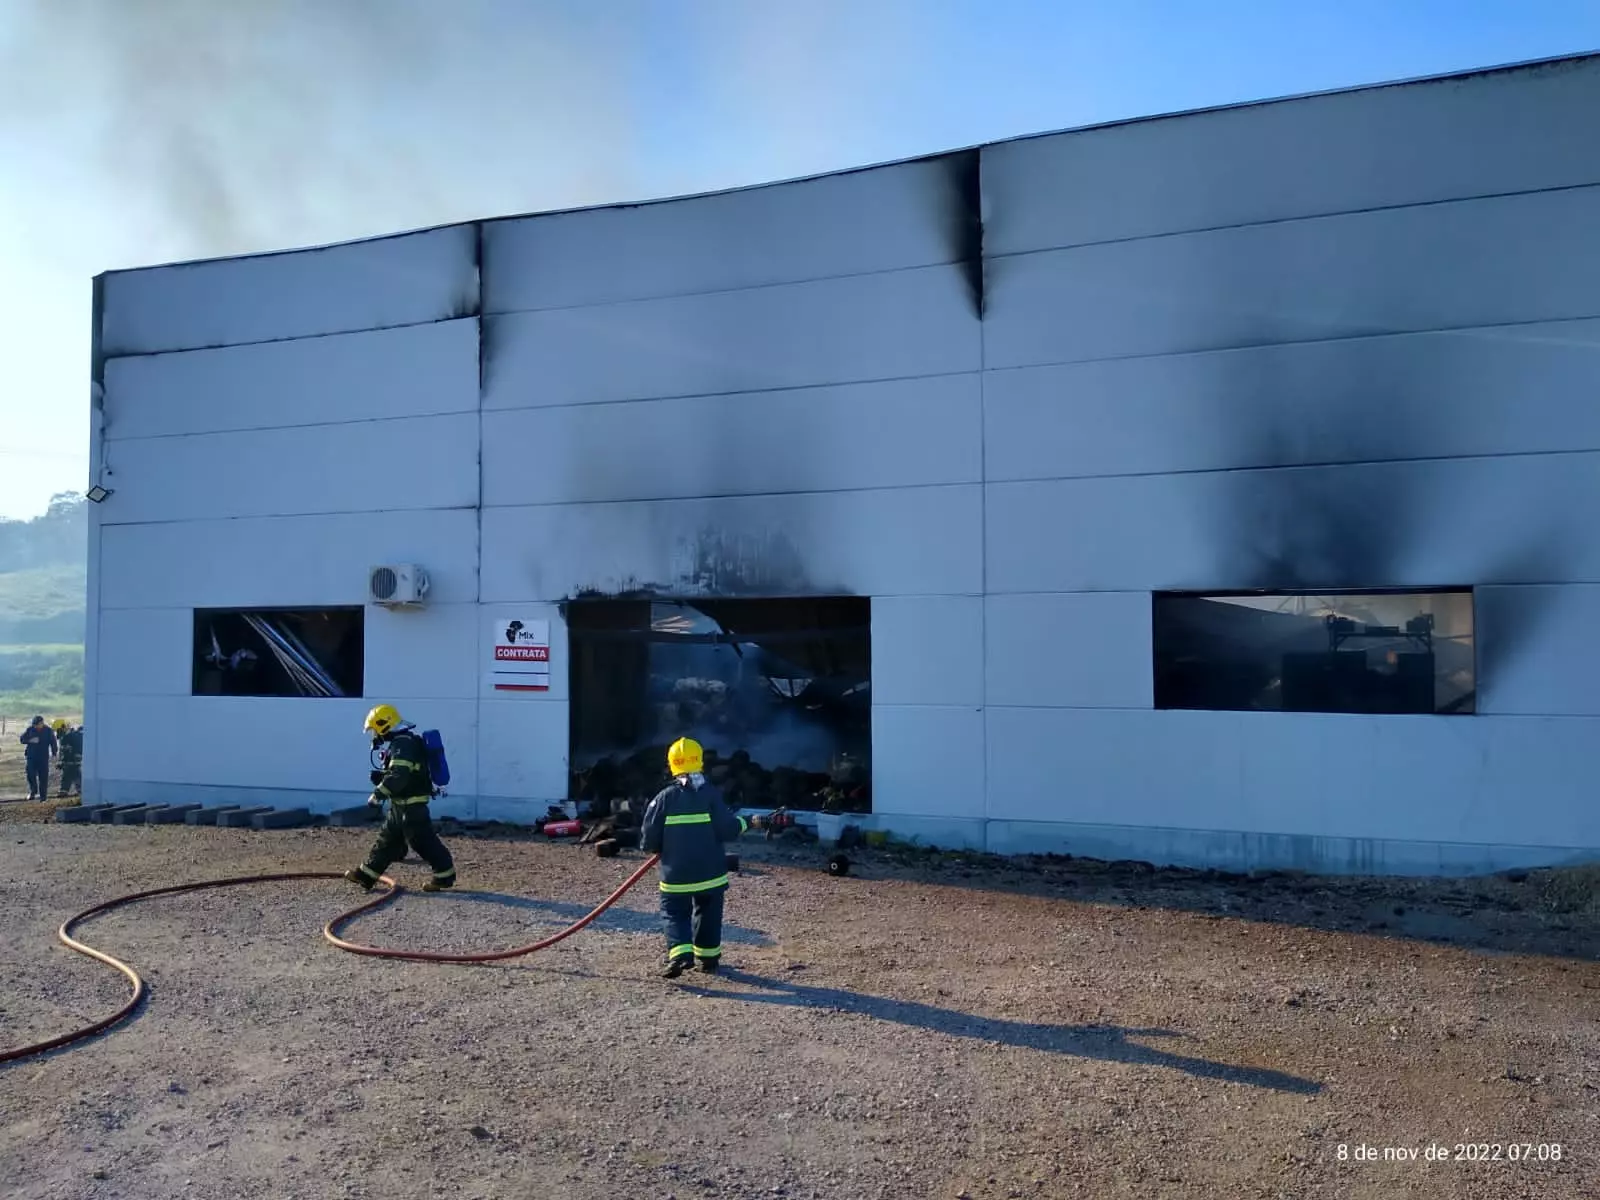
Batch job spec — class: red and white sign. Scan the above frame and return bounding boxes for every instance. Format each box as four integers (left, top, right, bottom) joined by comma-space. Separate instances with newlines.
488, 617, 551, 692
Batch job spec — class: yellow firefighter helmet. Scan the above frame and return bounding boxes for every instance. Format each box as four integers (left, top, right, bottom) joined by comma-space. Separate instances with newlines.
364, 703, 404, 738
667, 737, 704, 777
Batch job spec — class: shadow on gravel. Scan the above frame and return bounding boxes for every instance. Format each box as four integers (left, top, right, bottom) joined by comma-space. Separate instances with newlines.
752, 845, 1600, 963
685, 969, 1321, 1095
431, 890, 774, 947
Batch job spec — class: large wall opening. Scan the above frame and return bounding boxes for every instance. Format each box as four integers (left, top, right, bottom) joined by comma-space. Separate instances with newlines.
1153, 589, 1474, 715
192, 607, 365, 698
567, 597, 871, 814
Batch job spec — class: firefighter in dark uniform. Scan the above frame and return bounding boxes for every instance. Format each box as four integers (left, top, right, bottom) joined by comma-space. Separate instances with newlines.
641, 737, 757, 977
343, 704, 457, 893
54, 720, 83, 797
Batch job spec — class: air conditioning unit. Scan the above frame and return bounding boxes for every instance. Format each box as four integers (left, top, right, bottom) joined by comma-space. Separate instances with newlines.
368, 564, 430, 607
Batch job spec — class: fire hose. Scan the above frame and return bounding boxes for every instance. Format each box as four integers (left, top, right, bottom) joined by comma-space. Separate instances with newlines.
0, 854, 661, 1067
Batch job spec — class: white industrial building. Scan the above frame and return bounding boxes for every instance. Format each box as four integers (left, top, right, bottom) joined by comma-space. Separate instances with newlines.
84, 54, 1600, 875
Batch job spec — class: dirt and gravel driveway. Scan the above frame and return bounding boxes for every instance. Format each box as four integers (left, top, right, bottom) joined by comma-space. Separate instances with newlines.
1, 810, 1596, 1200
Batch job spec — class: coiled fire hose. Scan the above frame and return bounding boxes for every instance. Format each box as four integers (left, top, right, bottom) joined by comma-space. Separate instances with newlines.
0, 854, 660, 1067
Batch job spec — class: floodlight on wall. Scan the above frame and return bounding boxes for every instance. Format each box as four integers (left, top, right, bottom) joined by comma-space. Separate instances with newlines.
85, 485, 113, 503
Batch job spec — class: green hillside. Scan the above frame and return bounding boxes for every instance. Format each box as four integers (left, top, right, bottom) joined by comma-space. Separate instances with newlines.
0, 494, 88, 715
0, 564, 86, 642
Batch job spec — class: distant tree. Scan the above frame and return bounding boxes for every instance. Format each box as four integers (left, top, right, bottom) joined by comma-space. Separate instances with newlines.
0, 493, 87, 573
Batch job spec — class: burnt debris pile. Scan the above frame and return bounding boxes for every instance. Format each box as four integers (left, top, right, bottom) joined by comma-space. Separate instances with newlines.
571, 744, 871, 815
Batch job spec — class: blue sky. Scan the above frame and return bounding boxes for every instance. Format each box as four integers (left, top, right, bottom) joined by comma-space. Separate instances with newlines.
1, 0, 1596, 519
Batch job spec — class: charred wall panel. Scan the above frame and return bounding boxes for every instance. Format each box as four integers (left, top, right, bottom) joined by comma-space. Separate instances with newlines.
99, 413, 479, 525
480, 485, 983, 603
104, 319, 479, 440
99, 509, 480, 610
983, 55, 1600, 256
482, 157, 965, 313
1476, 585, 1600, 716
982, 187, 1600, 372
98, 224, 480, 356
482, 374, 981, 507
986, 452, 1596, 596
481, 266, 979, 410
984, 319, 1600, 483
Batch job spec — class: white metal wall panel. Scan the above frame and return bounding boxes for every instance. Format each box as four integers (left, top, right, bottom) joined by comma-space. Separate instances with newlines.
482, 374, 982, 507
477, 698, 569, 802
100, 414, 479, 524
985, 593, 1153, 709
1476, 585, 1600, 717
104, 320, 479, 440
480, 485, 983, 602
481, 266, 980, 410
100, 509, 480, 609
983, 187, 1600, 371
872, 705, 986, 819
986, 451, 1600, 595
95, 694, 478, 795
984, 319, 1600, 483
871, 596, 984, 707
483, 157, 965, 312
983, 57, 1600, 255
363, 602, 479, 701
98, 225, 479, 357
986, 707, 1600, 849
96, 608, 194, 696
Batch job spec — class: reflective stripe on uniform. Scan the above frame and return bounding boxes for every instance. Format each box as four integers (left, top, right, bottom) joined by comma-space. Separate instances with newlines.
356, 864, 380, 881
693, 945, 721, 958
392, 795, 432, 806
736, 817, 748, 834
664, 812, 712, 826
387, 758, 424, 770
668, 944, 694, 959
432, 867, 456, 881
659, 874, 729, 894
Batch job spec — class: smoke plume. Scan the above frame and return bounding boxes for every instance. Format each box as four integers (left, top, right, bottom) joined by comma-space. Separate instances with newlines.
0, 0, 931, 268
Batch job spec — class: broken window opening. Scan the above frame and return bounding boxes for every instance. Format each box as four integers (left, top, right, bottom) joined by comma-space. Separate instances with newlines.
1153, 589, 1474, 715
191, 608, 364, 698
567, 597, 871, 817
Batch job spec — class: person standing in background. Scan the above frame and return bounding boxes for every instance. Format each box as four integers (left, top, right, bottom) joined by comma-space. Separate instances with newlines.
19, 716, 56, 801
55, 721, 83, 797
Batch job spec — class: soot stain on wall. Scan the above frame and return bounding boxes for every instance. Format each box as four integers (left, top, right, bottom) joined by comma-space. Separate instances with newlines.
1209, 340, 1571, 677
562, 528, 844, 601
943, 149, 985, 319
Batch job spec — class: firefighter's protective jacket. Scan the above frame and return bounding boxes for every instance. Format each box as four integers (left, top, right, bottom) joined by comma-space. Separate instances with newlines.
641, 775, 747, 893
374, 729, 434, 805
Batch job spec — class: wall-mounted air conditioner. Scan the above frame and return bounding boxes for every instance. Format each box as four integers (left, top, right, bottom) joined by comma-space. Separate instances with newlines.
368, 564, 430, 608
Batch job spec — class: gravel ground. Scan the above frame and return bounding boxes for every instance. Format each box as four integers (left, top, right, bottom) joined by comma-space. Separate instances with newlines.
0, 813, 1597, 1200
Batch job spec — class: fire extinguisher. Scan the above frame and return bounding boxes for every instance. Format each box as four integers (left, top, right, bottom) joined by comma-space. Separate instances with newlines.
544, 818, 583, 838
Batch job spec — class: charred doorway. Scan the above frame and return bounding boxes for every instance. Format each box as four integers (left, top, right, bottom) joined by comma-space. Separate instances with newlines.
566, 597, 871, 815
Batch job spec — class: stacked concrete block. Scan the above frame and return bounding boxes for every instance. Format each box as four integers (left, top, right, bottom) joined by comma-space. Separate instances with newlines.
184, 805, 243, 825
55, 805, 113, 823
146, 804, 204, 823
110, 805, 164, 825
216, 807, 274, 827
91, 805, 151, 824
250, 808, 312, 829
